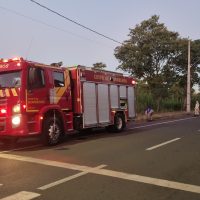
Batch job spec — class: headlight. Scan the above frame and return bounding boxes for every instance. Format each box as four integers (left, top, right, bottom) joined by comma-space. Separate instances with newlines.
12, 115, 21, 127
12, 104, 21, 113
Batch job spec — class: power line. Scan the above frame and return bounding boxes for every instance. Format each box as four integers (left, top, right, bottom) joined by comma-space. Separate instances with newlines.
0, 6, 114, 49
30, 0, 122, 45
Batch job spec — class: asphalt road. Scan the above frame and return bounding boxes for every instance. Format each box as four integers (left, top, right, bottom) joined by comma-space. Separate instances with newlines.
0, 116, 200, 200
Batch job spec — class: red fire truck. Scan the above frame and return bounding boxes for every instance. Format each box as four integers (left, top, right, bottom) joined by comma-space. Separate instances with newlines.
0, 57, 136, 145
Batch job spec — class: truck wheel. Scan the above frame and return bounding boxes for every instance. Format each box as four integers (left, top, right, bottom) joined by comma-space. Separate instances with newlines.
42, 117, 63, 145
113, 113, 125, 132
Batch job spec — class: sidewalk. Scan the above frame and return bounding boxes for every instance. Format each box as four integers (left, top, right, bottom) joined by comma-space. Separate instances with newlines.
135, 111, 193, 123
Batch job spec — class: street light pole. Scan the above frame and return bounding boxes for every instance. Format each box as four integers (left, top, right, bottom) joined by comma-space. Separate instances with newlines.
186, 39, 191, 113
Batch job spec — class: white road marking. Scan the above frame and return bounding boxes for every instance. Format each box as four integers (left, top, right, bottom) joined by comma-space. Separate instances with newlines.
0, 153, 96, 172
0, 153, 200, 194
130, 117, 194, 130
94, 169, 200, 194
146, 138, 181, 151
38, 164, 106, 190
0, 144, 42, 154
0, 191, 40, 200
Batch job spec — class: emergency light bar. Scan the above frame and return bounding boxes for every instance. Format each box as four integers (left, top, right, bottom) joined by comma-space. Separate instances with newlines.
0, 57, 24, 63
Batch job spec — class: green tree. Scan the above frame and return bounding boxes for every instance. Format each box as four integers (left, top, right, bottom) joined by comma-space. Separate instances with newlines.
174, 39, 200, 89
114, 15, 200, 111
169, 39, 200, 109
92, 62, 107, 70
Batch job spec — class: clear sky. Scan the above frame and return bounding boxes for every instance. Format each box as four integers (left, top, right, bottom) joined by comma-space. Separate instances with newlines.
0, 0, 200, 71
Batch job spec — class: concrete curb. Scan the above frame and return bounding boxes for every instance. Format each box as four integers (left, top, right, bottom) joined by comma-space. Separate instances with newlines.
135, 111, 193, 123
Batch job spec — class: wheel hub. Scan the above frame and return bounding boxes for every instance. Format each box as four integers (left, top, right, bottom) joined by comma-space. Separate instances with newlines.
48, 123, 60, 142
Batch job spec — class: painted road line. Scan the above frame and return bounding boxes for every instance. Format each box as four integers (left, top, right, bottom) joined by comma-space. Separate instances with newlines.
0, 191, 40, 200
146, 138, 181, 151
38, 164, 106, 190
130, 117, 194, 130
94, 168, 200, 194
0, 153, 96, 172
0, 153, 200, 194
0, 144, 43, 154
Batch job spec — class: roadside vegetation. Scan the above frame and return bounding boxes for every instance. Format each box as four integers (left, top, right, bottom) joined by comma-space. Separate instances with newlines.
113, 15, 200, 114
136, 82, 200, 113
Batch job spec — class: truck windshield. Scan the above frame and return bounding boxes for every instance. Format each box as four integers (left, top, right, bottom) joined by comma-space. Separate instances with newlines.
0, 71, 21, 88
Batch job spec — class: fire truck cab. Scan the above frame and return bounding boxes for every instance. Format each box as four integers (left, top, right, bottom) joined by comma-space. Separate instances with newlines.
0, 58, 136, 145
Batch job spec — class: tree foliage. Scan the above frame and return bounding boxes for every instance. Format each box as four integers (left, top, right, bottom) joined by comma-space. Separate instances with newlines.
114, 15, 200, 111
92, 62, 107, 70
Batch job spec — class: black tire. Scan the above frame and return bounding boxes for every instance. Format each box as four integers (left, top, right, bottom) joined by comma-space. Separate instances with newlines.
113, 113, 125, 132
42, 116, 63, 145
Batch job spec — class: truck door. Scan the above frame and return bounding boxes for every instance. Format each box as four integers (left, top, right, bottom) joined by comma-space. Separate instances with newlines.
26, 66, 49, 112
52, 70, 71, 110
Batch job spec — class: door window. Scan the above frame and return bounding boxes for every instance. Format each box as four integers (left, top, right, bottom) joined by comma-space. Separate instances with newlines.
53, 71, 64, 87
28, 67, 45, 89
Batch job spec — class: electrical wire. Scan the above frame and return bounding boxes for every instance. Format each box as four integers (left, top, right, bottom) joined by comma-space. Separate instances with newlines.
0, 6, 115, 49
30, 0, 122, 44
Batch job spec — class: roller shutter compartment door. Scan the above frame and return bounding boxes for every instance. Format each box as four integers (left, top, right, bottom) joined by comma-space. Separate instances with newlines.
83, 82, 97, 125
119, 86, 127, 98
128, 87, 135, 118
110, 85, 119, 108
98, 84, 110, 123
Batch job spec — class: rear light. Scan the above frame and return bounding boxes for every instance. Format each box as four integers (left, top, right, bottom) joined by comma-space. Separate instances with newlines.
0, 109, 6, 114
132, 80, 136, 85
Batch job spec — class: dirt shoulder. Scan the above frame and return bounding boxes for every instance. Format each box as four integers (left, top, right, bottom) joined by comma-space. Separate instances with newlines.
135, 111, 193, 123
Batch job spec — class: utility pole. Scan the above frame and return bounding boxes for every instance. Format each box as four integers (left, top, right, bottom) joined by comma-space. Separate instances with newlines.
186, 39, 191, 113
